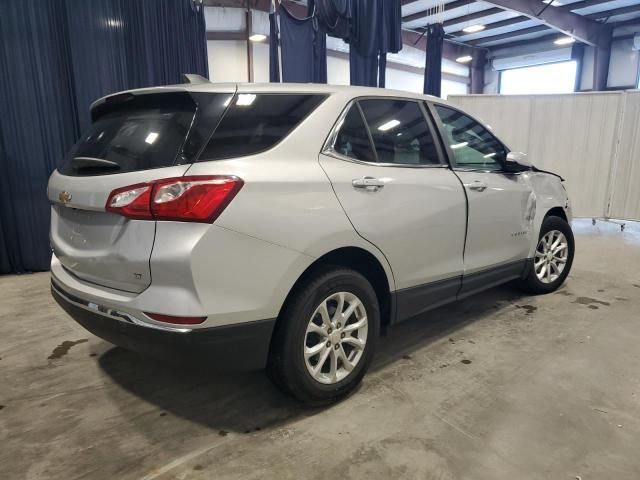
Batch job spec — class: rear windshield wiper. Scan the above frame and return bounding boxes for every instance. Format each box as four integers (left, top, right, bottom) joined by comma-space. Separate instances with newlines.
71, 157, 121, 172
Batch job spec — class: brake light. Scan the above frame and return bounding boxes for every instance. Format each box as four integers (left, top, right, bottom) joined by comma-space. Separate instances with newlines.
145, 312, 207, 325
105, 183, 152, 220
105, 175, 243, 223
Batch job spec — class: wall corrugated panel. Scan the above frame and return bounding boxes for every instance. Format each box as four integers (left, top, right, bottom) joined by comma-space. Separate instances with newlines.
449, 93, 625, 219
527, 94, 620, 218
609, 92, 640, 221
454, 95, 533, 153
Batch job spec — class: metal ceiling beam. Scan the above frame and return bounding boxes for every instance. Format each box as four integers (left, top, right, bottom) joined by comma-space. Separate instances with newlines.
448, 0, 615, 38
203, 0, 478, 63
402, 0, 474, 23
481, 0, 611, 46
588, 4, 640, 21
563, 0, 623, 11
467, 4, 638, 47
485, 19, 638, 51
401, 30, 475, 62
206, 31, 248, 40
442, 7, 504, 28
469, 25, 549, 46
449, 15, 530, 37
612, 17, 640, 27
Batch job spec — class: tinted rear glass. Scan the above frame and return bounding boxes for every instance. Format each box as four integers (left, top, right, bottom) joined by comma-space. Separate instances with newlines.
198, 94, 327, 161
333, 105, 376, 163
59, 93, 196, 176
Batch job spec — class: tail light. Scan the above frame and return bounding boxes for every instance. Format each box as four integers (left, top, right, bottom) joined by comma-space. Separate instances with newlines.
105, 176, 243, 223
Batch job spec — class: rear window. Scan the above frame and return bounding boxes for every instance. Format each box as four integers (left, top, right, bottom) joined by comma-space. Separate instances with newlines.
198, 94, 327, 161
59, 93, 197, 176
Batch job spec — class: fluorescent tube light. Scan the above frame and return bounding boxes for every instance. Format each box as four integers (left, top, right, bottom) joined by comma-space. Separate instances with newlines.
463, 25, 485, 33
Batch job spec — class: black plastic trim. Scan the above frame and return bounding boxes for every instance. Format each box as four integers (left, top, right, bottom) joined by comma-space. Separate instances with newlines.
457, 259, 527, 300
390, 259, 528, 324
52, 286, 276, 370
393, 276, 462, 324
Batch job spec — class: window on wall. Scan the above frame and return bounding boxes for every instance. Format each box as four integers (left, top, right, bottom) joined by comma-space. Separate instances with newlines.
500, 61, 578, 95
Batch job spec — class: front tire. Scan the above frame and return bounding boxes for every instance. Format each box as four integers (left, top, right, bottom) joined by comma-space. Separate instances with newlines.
268, 267, 380, 405
517, 215, 574, 294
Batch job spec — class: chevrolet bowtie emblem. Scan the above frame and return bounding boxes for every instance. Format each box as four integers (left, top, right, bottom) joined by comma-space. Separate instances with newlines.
59, 191, 72, 204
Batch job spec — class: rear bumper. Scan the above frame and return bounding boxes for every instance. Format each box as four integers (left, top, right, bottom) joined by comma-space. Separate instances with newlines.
52, 282, 275, 370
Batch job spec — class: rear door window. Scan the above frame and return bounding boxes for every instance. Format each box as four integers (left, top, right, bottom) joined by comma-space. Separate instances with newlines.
333, 105, 377, 163
358, 99, 442, 165
59, 93, 197, 176
198, 94, 327, 161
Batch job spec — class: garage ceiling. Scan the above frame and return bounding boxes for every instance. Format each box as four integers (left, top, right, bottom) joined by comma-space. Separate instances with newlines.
402, 0, 640, 49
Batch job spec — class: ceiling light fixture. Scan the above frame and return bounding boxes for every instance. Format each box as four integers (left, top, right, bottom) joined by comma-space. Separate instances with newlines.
456, 55, 473, 63
554, 36, 576, 45
463, 24, 485, 33
249, 34, 266, 42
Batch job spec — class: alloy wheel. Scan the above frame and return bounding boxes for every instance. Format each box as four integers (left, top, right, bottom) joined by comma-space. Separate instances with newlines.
534, 229, 569, 284
303, 292, 368, 385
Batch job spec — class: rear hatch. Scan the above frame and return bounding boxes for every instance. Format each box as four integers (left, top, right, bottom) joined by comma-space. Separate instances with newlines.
48, 89, 233, 293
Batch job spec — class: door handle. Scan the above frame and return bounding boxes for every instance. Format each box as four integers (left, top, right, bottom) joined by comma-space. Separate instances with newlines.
465, 180, 488, 192
352, 176, 385, 192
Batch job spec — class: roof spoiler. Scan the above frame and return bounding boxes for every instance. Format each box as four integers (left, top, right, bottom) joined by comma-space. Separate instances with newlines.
182, 74, 211, 84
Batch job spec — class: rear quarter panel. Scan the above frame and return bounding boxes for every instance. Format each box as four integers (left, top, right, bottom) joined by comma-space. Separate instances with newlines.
181, 92, 396, 320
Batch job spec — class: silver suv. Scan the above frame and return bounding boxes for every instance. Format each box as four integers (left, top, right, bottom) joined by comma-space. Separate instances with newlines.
49, 82, 574, 404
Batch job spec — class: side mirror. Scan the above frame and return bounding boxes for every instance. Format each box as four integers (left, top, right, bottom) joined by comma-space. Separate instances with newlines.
505, 151, 532, 171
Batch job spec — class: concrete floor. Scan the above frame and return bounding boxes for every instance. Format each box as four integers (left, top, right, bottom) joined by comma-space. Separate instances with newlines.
2, 219, 640, 480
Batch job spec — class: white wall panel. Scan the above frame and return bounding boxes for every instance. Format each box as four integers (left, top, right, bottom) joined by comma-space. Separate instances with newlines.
526, 93, 621, 218
252, 43, 270, 83
608, 38, 640, 88
449, 93, 626, 219
385, 67, 423, 93
207, 40, 248, 83
609, 91, 640, 220
327, 55, 350, 85
446, 95, 533, 152
204, 7, 245, 31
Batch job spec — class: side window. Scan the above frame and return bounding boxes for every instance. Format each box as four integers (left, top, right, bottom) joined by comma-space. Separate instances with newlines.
333, 105, 376, 163
433, 104, 506, 170
199, 94, 326, 161
359, 99, 441, 165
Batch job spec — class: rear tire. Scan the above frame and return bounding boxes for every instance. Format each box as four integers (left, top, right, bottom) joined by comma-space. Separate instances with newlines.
517, 215, 574, 294
268, 267, 380, 406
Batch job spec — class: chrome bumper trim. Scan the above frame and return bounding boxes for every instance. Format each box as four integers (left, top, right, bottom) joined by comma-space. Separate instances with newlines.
51, 280, 192, 334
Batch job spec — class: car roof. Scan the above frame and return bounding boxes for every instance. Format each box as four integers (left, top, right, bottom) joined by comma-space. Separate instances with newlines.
91, 82, 453, 110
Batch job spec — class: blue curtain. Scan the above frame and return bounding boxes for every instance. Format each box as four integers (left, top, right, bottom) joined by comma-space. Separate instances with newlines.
424, 24, 444, 97
0, 0, 208, 274
272, 4, 327, 84
349, 0, 402, 87
269, 9, 281, 82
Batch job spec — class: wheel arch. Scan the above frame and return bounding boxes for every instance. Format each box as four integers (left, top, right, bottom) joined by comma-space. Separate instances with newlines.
276, 246, 395, 328
545, 206, 567, 222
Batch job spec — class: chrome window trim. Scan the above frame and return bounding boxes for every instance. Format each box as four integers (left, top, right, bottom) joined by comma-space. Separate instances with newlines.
323, 149, 449, 169
321, 96, 448, 169
51, 282, 193, 334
